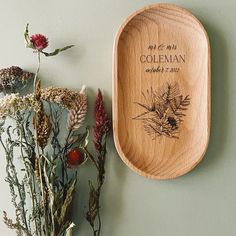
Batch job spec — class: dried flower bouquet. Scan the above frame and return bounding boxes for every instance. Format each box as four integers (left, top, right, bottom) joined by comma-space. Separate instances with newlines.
0, 25, 110, 236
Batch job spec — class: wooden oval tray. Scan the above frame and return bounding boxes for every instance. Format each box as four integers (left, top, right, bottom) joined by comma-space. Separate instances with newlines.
113, 3, 210, 179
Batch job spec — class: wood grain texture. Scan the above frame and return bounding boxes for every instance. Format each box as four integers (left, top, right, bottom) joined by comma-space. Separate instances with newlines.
113, 3, 211, 179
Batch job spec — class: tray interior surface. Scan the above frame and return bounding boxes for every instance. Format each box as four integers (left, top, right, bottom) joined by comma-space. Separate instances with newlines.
113, 4, 210, 179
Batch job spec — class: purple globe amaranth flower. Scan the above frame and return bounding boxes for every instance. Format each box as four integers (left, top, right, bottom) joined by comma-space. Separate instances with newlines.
30, 34, 48, 50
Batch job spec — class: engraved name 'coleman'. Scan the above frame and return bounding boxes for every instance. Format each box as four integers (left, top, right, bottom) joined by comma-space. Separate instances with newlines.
140, 54, 186, 63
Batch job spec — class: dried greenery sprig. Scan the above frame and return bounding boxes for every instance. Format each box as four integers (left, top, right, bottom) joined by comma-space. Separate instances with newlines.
0, 24, 111, 236
0, 25, 89, 236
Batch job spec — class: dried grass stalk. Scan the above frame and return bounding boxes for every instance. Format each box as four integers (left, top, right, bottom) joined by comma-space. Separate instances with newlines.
67, 86, 87, 131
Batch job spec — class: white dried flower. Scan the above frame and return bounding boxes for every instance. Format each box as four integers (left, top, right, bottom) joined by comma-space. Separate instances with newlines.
0, 93, 41, 118
41, 87, 82, 109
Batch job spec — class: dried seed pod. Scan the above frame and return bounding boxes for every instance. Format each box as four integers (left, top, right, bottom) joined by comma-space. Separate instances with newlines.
67, 87, 87, 130
34, 105, 52, 149
66, 148, 85, 168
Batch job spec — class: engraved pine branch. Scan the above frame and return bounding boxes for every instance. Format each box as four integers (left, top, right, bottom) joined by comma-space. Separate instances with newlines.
133, 83, 190, 139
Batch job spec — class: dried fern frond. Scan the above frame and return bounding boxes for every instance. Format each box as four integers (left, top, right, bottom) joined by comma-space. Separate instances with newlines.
67, 87, 87, 131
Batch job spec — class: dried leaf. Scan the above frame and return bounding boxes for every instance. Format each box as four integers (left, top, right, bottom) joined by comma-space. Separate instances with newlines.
86, 181, 98, 225
70, 127, 90, 148
24, 23, 33, 48
42, 45, 75, 57
59, 180, 76, 222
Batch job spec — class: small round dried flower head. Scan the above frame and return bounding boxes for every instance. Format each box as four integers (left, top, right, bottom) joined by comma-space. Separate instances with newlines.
0, 66, 34, 94
30, 34, 48, 50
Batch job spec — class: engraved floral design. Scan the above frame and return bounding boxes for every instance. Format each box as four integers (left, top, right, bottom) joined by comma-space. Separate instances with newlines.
133, 83, 190, 139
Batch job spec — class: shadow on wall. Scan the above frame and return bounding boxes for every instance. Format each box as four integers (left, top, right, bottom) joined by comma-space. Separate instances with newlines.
100, 90, 128, 236
71, 88, 128, 235
190, 21, 229, 175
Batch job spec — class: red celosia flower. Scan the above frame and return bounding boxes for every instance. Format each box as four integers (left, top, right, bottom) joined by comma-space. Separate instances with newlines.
30, 34, 48, 50
66, 148, 84, 168
94, 89, 110, 151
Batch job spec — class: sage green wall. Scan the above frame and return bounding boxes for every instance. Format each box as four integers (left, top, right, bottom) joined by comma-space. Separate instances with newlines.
0, 0, 235, 236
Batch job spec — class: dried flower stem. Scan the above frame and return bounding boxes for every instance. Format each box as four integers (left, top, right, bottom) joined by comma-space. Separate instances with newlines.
86, 90, 110, 236
83, 147, 99, 171
1, 121, 30, 235
32, 49, 51, 235
61, 129, 72, 184
18, 122, 39, 236
34, 52, 41, 92
1, 24, 98, 236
